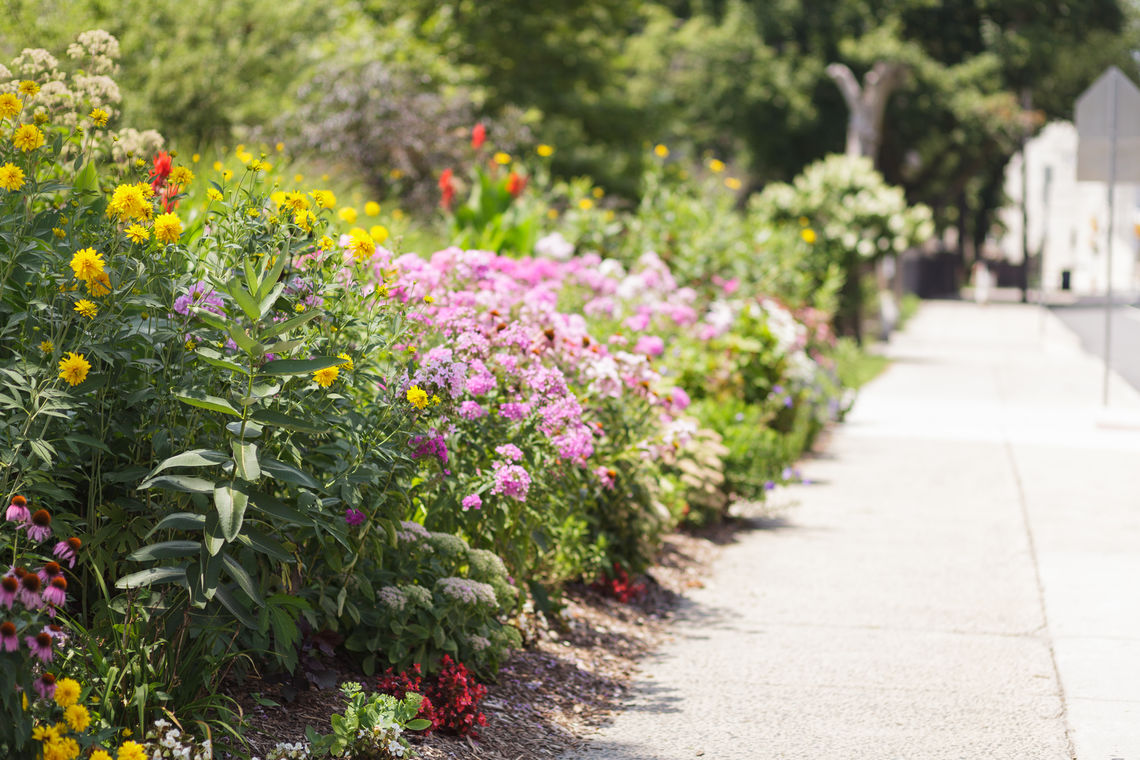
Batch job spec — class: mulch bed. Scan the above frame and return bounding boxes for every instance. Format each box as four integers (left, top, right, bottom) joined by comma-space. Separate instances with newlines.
231, 519, 745, 759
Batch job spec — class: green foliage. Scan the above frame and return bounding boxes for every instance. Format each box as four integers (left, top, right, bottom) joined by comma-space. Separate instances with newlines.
342, 527, 522, 679
307, 681, 429, 759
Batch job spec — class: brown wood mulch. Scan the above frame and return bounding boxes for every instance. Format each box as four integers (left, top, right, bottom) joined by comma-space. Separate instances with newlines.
234, 519, 746, 760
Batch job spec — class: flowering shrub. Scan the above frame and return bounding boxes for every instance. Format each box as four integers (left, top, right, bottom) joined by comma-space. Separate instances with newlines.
376, 655, 488, 737
752, 154, 935, 337
0, 495, 87, 755
343, 524, 521, 678
305, 681, 429, 759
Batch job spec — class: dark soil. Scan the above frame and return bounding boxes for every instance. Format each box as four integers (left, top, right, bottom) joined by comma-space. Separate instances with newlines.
232, 521, 743, 759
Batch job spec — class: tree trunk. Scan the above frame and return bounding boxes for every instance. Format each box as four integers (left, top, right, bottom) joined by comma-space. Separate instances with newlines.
826, 61, 906, 166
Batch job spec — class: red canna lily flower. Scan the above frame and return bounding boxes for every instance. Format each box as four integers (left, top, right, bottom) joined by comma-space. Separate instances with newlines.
439, 168, 456, 210
471, 123, 486, 150
505, 171, 526, 198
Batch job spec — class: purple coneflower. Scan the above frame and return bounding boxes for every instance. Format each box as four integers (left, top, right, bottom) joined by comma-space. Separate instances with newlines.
43, 576, 66, 607
37, 561, 62, 585
34, 672, 56, 700
25, 631, 53, 662
53, 537, 81, 568
5, 495, 29, 523
0, 576, 17, 608
18, 573, 42, 610
25, 509, 51, 542
0, 621, 18, 652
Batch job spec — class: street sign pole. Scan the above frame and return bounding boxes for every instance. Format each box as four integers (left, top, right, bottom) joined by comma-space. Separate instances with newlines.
1104, 73, 1117, 406
1075, 65, 1140, 405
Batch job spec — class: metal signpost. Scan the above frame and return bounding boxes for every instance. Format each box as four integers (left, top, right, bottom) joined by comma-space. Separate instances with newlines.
1075, 66, 1140, 404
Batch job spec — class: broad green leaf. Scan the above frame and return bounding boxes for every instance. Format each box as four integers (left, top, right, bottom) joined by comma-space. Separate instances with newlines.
259, 246, 289, 300
221, 552, 264, 606
261, 458, 321, 490
74, 161, 98, 193
174, 392, 241, 417
194, 348, 250, 376
195, 310, 229, 332
128, 540, 200, 561
259, 356, 342, 376
227, 323, 263, 357
116, 566, 188, 589
226, 420, 263, 438
235, 526, 293, 562
64, 434, 113, 455
147, 512, 205, 536
406, 720, 431, 732
226, 277, 262, 322
214, 584, 258, 628
203, 512, 225, 556
138, 474, 214, 494
232, 441, 260, 481
144, 449, 228, 481
260, 309, 319, 340
249, 408, 326, 434
250, 493, 312, 526
257, 281, 286, 319
214, 484, 250, 542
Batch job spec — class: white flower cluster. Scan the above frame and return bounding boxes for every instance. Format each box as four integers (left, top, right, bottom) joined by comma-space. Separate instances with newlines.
139, 718, 213, 760
259, 741, 312, 760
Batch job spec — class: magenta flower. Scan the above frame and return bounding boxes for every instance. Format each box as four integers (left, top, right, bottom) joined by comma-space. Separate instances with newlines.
494, 444, 523, 462
34, 673, 55, 700
17, 574, 42, 610
0, 576, 16, 608
634, 335, 664, 357
0, 621, 17, 652
24, 509, 51, 542
345, 508, 365, 526
52, 537, 81, 568
461, 494, 482, 511
458, 401, 486, 419
491, 463, 531, 502
42, 577, 66, 607
25, 631, 52, 662
5, 495, 29, 523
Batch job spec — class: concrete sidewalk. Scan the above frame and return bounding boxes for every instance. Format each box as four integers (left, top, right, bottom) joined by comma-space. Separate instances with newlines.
565, 301, 1140, 759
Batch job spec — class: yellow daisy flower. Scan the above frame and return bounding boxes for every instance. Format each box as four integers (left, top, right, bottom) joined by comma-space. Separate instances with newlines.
74, 299, 98, 319
312, 365, 339, 387
0, 162, 25, 191
153, 213, 183, 244
12, 124, 45, 152
406, 385, 429, 410
58, 352, 91, 386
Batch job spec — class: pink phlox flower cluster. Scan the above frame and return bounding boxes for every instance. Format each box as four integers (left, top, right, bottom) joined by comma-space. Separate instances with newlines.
491, 462, 531, 502
411, 433, 450, 464
458, 400, 487, 419
494, 444, 523, 462
498, 402, 531, 421
173, 281, 225, 317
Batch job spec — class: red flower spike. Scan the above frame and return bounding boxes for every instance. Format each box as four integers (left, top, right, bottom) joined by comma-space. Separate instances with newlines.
505, 172, 526, 198
471, 123, 486, 150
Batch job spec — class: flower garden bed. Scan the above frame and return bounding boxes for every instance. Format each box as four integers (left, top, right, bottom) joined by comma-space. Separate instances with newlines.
0, 31, 923, 760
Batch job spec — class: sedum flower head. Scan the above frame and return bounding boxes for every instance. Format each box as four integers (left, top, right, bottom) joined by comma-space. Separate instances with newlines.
58, 352, 90, 386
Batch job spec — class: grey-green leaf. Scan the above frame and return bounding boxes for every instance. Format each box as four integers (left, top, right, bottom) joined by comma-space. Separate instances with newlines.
128, 540, 201, 561
214, 484, 250, 542
116, 566, 188, 589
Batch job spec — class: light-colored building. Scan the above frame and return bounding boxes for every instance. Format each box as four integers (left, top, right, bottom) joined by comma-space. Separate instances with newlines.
998, 120, 1140, 297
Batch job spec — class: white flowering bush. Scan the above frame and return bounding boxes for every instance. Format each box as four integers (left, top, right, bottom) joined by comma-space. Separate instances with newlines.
751, 153, 934, 337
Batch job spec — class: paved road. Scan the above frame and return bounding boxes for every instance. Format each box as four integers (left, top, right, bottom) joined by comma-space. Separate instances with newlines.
1050, 303, 1140, 393
565, 302, 1140, 759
